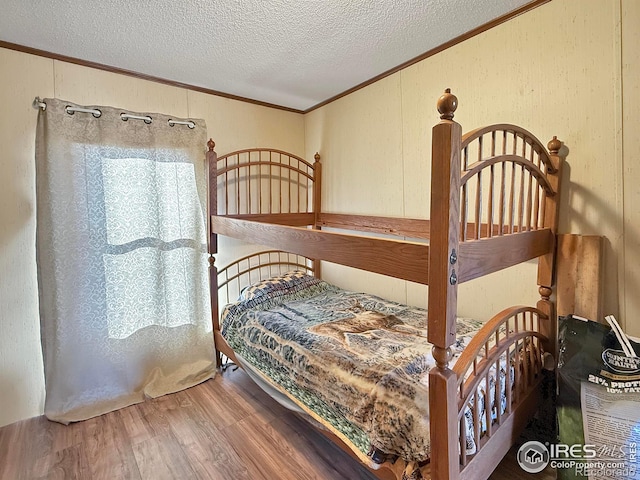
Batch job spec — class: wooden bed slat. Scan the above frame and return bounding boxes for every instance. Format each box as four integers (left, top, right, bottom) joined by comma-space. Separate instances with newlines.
556, 234, 604, 321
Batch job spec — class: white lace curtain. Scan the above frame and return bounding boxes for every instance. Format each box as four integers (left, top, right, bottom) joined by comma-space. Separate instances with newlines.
35, 99, 215, 423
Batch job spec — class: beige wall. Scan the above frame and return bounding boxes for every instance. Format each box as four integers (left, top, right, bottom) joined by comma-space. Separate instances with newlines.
0, 47, 304, 427
0, 49, 52, 429
305, 0, 637, 333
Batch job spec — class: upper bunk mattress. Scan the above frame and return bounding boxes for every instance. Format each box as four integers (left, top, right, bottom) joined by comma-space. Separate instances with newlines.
220, 271, 488, 464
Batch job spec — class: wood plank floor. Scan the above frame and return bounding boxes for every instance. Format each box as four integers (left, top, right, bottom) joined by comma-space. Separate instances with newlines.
0, 367, 555, 479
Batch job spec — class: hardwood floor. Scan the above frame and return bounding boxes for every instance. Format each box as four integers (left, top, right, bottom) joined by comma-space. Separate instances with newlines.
0, 367, 555, 479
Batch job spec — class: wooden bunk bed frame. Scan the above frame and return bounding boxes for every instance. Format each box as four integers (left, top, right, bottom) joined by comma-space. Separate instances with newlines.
206, 89, 565, 480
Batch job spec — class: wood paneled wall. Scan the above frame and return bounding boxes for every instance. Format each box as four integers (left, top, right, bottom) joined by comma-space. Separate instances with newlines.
2, 0, 638, 429
305, 0, 638, 337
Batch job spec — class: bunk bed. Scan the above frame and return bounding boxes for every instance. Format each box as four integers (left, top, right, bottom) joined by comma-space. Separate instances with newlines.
206, 90, 564, 480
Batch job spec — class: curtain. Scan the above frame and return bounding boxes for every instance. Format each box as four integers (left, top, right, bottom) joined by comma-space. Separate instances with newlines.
35, 99, 215, 423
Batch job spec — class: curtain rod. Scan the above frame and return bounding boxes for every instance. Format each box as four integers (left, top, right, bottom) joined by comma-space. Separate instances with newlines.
32, 97, 196, 129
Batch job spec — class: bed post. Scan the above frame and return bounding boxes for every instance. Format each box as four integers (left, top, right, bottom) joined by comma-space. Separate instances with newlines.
312, 152, 322, 278
206, 138, 221, 368
428, 89, 462, 480
537, 136, 563, 361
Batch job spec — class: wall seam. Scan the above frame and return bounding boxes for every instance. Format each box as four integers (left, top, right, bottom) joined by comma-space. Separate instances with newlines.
186, 88, 190, 119
52, 59, 57, 97
617, 0, 626, 327
399, 72, 408, 306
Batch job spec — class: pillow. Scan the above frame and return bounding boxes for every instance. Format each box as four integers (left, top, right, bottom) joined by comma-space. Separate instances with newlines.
239, 270, 321, 301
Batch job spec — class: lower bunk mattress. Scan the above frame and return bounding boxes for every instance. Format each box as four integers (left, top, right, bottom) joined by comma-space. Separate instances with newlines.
220, 271, 506, 469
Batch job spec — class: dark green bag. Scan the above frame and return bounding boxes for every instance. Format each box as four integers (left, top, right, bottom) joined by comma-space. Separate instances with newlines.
557, 315, 640, 480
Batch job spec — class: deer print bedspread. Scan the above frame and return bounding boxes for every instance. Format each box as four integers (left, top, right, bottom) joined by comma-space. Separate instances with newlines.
220, 272, 486, 465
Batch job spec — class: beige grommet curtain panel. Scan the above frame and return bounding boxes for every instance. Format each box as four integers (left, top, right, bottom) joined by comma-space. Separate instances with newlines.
35, 99, 215, 423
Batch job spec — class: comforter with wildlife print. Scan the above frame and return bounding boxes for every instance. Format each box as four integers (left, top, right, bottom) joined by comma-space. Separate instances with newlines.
220, 272, 488, 467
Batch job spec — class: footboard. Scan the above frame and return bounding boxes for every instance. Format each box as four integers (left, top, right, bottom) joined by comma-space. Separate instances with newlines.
453, 306, 549, 479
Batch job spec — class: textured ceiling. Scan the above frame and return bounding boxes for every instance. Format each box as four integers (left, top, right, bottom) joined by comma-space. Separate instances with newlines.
1, 0, 533, 111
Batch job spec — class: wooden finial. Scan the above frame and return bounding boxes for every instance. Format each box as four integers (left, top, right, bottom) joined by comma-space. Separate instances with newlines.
314, 152, 321, 163
437, 88, 458, 120
547, 136, 561, 154
207, 138, 216, 151
538, 286, 552, 300
432, 345, 453, 369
